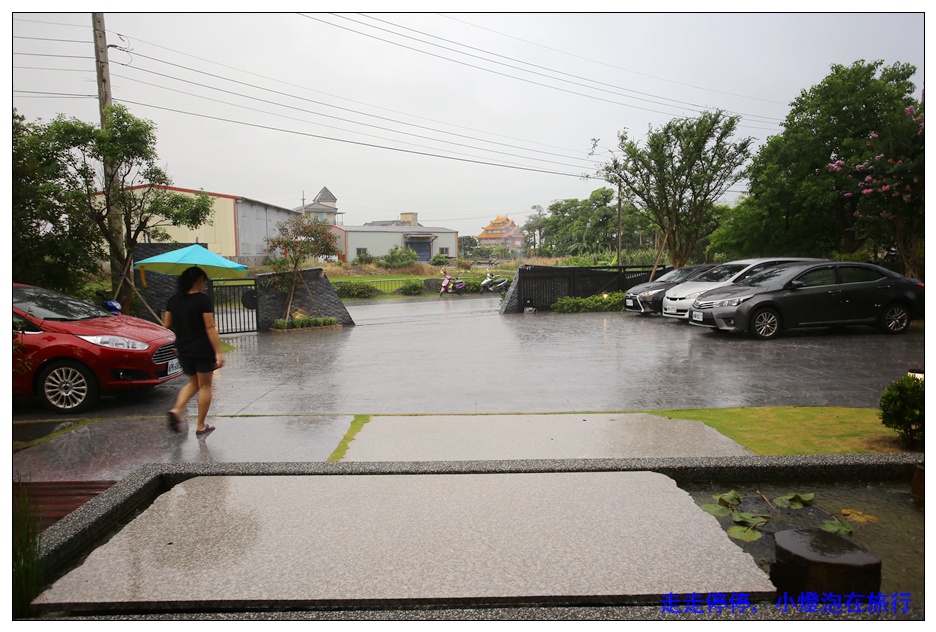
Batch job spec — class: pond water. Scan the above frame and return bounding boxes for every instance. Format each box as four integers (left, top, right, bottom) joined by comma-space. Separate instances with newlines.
683, 480, 924, 607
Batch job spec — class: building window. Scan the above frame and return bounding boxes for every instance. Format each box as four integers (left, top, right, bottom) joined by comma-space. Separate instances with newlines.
356, 248, 368, 256
439, 247, 450, 255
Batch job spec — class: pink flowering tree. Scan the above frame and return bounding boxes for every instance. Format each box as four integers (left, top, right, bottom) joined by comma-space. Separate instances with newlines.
827, 105, 924, 278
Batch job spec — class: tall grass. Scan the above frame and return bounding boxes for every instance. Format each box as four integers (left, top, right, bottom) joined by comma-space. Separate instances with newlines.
13, 477, 42, 618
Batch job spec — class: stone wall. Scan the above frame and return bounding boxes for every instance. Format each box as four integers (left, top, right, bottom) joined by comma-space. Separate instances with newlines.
256, 268, 355, 330
498, 271, 521, 314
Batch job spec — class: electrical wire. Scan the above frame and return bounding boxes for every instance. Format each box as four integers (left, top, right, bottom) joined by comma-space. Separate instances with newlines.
111, 70, 594, 171
107, 51, 601, 168
97, 27, 593, 156
352, 13, 783, 124
113, 97, 587, 179
438, 13, 789, 107
299, 13, 780, 133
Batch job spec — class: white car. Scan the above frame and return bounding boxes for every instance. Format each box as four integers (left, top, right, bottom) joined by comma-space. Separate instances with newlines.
661, 258, 823, 320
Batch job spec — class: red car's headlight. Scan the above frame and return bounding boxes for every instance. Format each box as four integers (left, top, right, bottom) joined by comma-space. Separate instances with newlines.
76, 335, 150, 351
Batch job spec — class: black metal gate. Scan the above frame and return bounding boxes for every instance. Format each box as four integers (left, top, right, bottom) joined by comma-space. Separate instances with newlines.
211, 280, 258, 334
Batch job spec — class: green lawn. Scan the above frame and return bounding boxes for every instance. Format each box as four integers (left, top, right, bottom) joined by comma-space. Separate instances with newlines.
647, 406, 908, 455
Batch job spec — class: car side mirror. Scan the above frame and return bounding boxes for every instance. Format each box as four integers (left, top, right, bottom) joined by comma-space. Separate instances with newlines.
787, 280, 804, 290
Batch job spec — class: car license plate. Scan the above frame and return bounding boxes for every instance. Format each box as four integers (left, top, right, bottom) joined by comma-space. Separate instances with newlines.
664, 306, 676, 314
625, 298, 634, 306
168, 358, 182, 375
692, 311, 703, 322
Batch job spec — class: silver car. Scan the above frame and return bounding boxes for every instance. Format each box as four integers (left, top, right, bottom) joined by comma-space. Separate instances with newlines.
661, 258, 824, 320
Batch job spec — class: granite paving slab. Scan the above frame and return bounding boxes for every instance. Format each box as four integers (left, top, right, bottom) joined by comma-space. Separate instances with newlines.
343, 413, 754, 461
33, 471, 774, 611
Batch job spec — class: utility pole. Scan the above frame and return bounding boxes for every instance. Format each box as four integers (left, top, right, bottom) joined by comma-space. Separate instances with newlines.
616, 180, 623, 267
93, 13, 126, 298
92, 13, 112, 127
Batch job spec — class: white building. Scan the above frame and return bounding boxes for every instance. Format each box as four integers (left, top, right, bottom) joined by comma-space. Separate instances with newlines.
330, 213, 459, 263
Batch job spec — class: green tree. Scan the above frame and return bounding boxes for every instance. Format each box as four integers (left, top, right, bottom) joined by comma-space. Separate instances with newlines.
38, 104, 213, 314
747, 60, 920, 260
540, 188, 617, 256
378, 245, 420, 269
12, 110, 106, 294
265, 214, 340, 320
827, 105, 924, 279
458, 235, 478, 258
596, 110, 752, 268
522, 205, 547, 253
705, 197, 771, 260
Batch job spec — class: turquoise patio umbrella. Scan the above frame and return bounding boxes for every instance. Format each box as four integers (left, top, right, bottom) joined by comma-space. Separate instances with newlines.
134, 244, 248, 284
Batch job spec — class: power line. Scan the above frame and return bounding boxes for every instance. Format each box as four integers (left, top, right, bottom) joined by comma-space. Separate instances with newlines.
14, 35, 92, 45
438, 13, 789, 107
353, 13, 783, 125
113, 97, 587, 179
109, 47, 601, 167
13, 51, 95, 60
111, 70, 593, 171
300, 14, 780, 133
99, 27, 593, 156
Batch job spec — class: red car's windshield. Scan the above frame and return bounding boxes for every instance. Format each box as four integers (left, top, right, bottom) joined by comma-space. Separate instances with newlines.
13, 286, 113, 321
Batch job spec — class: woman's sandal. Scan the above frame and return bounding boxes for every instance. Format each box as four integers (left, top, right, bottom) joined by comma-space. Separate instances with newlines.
195, 424, 216, 438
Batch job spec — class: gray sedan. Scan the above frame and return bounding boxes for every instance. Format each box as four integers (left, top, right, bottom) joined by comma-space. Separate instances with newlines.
688, 261, 924, 339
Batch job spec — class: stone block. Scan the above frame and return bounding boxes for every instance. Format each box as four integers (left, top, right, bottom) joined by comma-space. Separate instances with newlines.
770, 528, 881, 596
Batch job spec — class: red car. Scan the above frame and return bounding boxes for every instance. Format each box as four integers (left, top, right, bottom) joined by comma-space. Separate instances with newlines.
13, 283, 183, 414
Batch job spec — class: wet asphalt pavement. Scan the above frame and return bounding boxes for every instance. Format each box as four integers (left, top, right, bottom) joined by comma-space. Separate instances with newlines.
12, 296, 924, 480
13, 295, 925, 419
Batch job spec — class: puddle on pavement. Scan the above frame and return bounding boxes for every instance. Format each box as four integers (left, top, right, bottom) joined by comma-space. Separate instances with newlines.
13, 420, 81, 444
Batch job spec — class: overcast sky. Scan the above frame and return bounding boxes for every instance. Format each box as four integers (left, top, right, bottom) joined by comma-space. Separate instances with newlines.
11, 9, 926, 238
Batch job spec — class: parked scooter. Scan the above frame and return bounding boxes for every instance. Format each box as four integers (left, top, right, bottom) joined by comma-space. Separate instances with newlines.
440, 270, 467, 296
480, 271, 509, 294
96, 289, 122, 315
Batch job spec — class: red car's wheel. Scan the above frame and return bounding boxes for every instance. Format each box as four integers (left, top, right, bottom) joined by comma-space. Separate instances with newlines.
37, 360, 100, 414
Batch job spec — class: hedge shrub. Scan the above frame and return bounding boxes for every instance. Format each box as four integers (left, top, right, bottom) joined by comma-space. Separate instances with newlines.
552, 292, 626, 313
879, 375, 924, 446
272, 316, 339, 330
334, 281, 379, 299
400, 279, 424, 296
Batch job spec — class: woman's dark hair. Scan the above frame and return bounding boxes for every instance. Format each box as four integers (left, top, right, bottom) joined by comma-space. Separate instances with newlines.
177, 266, 208, 295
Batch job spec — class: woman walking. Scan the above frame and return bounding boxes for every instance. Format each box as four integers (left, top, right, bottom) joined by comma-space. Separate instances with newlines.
163, 266, 225, 438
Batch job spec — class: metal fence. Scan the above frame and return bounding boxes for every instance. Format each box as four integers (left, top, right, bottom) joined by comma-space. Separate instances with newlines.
331, 278, 414, 294
211, 280, 258, 334
505, 264, 672, 312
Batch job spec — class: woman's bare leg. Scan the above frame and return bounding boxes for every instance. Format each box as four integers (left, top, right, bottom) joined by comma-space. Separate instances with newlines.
195, 371, 214, 431
170, 375, 199, 418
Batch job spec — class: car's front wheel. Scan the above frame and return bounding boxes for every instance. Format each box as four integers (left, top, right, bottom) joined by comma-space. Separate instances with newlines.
880, 303, 911, 334
37, 360, 100, 414
751, 308, 781, 340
